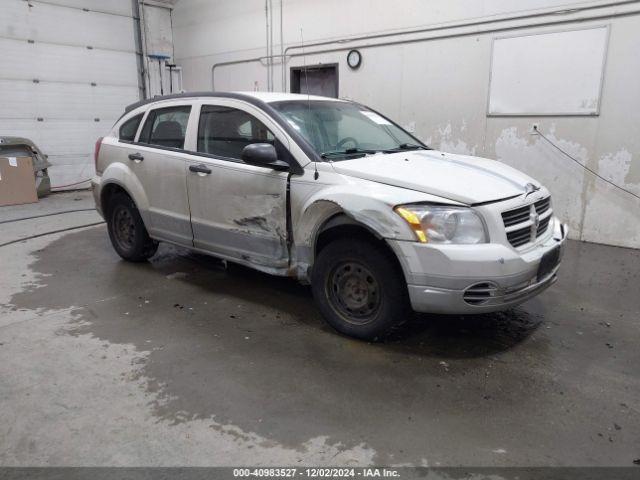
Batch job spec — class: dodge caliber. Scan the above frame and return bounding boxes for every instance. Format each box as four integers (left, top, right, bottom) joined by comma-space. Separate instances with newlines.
92, 92, 568, 339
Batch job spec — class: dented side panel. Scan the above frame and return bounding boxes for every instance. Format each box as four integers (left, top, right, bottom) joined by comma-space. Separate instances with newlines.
184, 100, 295, 270
289, 167, 463, 280
187, 157, 290, 269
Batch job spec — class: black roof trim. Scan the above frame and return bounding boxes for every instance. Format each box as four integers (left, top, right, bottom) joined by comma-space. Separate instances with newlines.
123, 91, 321, 165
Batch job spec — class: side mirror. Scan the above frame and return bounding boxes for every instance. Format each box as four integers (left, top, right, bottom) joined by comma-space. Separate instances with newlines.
241, 143, 289, 171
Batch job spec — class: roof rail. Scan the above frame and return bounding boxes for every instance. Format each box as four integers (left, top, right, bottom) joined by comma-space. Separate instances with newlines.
124, 91, 242, 113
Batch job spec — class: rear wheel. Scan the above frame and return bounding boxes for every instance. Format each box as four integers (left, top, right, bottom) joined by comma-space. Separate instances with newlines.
311, 238, 412, 340
107, 192, 158, 262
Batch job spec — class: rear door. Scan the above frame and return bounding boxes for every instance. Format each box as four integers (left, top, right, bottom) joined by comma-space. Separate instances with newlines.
124, 104, 193, 245
184, 100, 290, 269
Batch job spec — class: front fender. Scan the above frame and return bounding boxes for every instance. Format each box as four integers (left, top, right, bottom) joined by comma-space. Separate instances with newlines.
294, 179, 458, 248
290, 176, 467, 280
295, 191, 414, 249
291, 185, 428, 280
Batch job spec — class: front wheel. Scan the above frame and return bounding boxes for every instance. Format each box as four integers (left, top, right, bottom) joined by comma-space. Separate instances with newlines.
311, 238, 412, 340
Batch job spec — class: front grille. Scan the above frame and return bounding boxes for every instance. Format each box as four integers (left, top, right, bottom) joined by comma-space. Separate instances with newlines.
537, 215, 551, 236
502, 205, 530, 227
502, 196, 552, 248
534, 197, 551, 215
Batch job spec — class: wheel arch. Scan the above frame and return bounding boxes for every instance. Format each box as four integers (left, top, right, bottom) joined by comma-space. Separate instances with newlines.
293, 201, 408, 284
98, 163, 151, 224
101, 182, 131, 215
315, 213, 383, 254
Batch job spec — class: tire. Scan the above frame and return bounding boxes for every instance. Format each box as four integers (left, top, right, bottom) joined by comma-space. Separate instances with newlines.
311, 238, 412, 340
106, 192, 158, 262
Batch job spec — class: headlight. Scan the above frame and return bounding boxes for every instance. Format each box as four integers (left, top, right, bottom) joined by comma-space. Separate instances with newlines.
394, 204, 487, 244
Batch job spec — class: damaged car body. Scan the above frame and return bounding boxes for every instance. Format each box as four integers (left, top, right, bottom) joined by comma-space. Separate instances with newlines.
92, 92, 568, 339
0, 136, 51, 197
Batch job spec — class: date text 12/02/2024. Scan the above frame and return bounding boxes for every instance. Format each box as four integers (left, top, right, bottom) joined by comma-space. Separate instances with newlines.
232, 468, 401, 478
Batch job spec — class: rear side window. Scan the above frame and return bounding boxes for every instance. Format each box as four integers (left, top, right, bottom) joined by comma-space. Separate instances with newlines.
197, 105, 274, 160
139, 106, 191, 149
119, 113, 143, 141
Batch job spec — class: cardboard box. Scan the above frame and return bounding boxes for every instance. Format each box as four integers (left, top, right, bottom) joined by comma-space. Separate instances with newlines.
0, 156, 38, 207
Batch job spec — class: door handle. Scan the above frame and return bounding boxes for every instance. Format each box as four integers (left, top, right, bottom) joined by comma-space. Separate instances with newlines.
189, 164, 212, 175
128, 153, 144, 161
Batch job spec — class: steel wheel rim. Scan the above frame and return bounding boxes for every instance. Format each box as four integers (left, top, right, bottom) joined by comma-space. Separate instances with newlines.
326, 260, 381, 324
113, 206, 136, 251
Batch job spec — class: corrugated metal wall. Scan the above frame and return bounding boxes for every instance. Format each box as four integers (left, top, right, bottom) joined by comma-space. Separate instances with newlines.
0, 0, 141, 189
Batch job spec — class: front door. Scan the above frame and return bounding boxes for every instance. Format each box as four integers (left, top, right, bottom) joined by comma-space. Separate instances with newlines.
185, 101, 290, 269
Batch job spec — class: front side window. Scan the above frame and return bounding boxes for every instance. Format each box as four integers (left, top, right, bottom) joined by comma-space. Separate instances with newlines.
119, 113, 143, 141
271, 100, 424, 160
139, 106, 191, 149
197, 105, 275, 160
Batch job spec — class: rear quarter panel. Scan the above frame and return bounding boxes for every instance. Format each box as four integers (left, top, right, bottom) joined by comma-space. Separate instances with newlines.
97, 139, 152, 222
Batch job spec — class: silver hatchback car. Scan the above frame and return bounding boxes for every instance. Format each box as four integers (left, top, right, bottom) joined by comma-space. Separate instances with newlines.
92, 92, 567, 339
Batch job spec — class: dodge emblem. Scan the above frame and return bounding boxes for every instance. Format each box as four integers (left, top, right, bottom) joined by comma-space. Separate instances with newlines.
530, 211, 540, 228
524, 182, 540, 198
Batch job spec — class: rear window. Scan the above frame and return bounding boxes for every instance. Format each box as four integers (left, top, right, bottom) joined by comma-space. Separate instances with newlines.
119, 113, 143, 141
139, 106, 191, 149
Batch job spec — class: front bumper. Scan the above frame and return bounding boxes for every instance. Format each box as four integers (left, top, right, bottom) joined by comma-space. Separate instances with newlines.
388, 217, 568, 314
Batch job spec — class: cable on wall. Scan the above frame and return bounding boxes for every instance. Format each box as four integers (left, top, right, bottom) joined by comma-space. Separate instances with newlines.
533, 126, 640, 201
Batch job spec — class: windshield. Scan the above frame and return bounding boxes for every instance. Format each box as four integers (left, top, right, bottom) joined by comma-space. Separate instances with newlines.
271, 100, 427, 160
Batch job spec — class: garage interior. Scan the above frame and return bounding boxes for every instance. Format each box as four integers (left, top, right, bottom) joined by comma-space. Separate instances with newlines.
1, 0, 639, 471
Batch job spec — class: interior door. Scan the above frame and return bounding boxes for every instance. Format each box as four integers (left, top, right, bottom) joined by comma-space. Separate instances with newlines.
185, 102, 290, 269
126, 104, 193, 245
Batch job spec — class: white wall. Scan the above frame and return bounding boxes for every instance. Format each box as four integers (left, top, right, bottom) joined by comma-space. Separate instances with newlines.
0, 0, 140, 189
0, 0, 183, 189
171, 0, 640, 248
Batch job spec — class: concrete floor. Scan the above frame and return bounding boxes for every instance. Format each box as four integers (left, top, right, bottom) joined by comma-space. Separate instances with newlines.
0, 191, 639, 467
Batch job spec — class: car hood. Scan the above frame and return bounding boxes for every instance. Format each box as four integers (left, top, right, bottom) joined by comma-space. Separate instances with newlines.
330, 150, 539, 204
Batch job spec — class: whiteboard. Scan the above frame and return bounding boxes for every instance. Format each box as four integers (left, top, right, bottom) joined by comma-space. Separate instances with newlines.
488, 26, 609, 116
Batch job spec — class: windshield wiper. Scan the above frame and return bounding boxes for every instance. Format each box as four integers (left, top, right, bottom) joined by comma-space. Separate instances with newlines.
382, 143, 430, 153
320, 148, 379, 159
